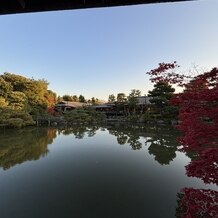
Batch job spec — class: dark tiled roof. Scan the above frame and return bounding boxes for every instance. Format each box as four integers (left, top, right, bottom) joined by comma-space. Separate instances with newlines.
55, 101, 86, 108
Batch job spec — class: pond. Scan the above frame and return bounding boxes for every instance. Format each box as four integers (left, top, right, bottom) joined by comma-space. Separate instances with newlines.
0, 124, 217, 218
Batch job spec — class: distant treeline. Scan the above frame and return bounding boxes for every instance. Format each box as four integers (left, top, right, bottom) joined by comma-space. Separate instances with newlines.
0, 72, 107, 127
0, 70, 179, 128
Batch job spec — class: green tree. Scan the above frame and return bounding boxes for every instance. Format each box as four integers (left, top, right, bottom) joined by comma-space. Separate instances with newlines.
8, 91, 27, 110
0, 107, 34, 128
44, 90, 57, 107
116, 93, 127, 115
91, 97, 96, 105
26, 79, 47, 97
0, 96, 8, 108
127, 89, 141, 114
72, 95, 78, 102
79, 95, 86, 103
1, 73, 28, 92
108, 94, 116, 103
64, 107, 106, 124
24, 79, 49, 115
0, 72, 59, 119
0, 77, 12, 98
63, 95, 73, 101
148, 81, 176, 119
57, 96, 62, 102
1, 73, 52, 114
117, 93, 126, 103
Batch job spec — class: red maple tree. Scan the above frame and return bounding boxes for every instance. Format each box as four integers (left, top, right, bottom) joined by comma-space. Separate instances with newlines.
147, 63, 218, 217
147, 63, 218, 151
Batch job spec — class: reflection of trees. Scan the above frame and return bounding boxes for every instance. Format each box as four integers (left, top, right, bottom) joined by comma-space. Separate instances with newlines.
175, 123, 218, 216
176, 149, 218, 217
148, 142, 176, 165
108, 124, 179, 157
60, 125, 100, 139
175, 117, 218, 215
0, 128, 57, 170
185, 148, 218, 185
61, 126, 87, 139
146, 137, 176, 165
176, 148, 218, 217
117, 134, 128, 145
144, 126, 180, 165
108, 124, 144, 150
176, 188, 218, 218
87, 126, 99, 137
127, 134, 142, 150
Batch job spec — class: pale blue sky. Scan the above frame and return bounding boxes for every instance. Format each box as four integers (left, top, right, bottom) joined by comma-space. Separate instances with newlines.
0, 0, 217, 100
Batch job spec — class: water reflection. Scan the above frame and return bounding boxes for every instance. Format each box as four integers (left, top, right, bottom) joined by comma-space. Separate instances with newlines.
176, 188, 218, 218
0, 128, 57, 170
59, 125, 99, 138
185, 148, 218, 185
107, 125, 143, 150
146, 130, 178, 165
0, 124, 180, 171
176, 154, 218, 218
175, 136, 218, 217
107, 124, 180, 164
0, 124, 217, 217
59, 123, 180, 161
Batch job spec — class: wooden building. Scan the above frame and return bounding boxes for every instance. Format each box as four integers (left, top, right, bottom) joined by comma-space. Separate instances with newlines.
54, 101, 87, 112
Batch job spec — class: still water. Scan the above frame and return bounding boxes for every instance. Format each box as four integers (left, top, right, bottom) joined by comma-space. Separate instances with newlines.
0, 124, 217, 218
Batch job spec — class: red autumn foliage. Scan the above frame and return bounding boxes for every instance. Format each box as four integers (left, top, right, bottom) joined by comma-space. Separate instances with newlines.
46, 107, 60, 116
171, 68, 218, 152
177, 188, 218, 218
147, 62, 218, 152
185, 148, 218, 185
147, 63, 218, 217
146, 61, 188, 85
175, 68, 218, 217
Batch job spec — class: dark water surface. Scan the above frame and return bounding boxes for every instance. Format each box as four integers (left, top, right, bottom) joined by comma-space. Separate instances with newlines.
0, 124, 216, 218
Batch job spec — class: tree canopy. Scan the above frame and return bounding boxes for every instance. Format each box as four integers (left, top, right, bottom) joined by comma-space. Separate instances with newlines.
0, 72, 57, 127
0, 72, 56, 114
147, 62, 218, 217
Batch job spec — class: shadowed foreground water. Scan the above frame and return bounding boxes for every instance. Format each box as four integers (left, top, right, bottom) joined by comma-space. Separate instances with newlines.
0, 124, 217, 218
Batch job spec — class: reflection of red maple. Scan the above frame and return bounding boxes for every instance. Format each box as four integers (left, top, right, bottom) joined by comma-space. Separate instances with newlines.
177, 188, 218, 218
185, 148, 218, 185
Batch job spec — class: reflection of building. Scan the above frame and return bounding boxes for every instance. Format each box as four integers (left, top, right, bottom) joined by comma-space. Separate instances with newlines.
54, 101, 87, 112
